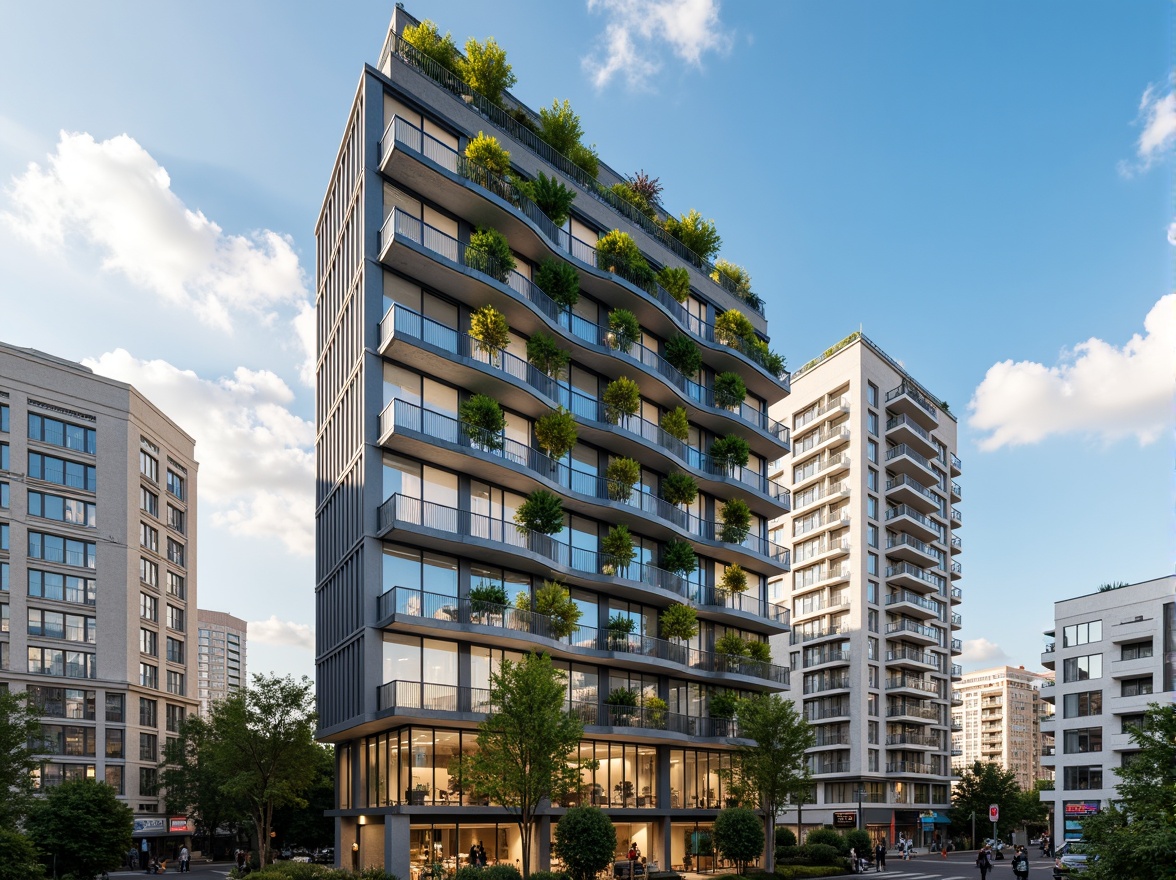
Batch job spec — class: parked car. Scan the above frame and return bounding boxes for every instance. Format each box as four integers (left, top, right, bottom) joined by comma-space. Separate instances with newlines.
311, 847, 335, 865
1053, 841, 1090, 878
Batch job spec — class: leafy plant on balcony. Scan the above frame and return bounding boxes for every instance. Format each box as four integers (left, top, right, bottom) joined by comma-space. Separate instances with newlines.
606, 615, 636, 651
643, 695, 668, 728
469, 583, 509, 613
458, 36, 516, 105
402, 19, 459, 73
718, 497, 752, 544
605, 456, 641, 502
719, 563, 748, 595
661, 540, 697, 576
660, 472, 699, 507
606, 308, 642, 354
708, 435, 750, 470
535, 258, 580, 309
714, 309, 757, 350
459, 394, 507, 450
534, 580, 582, 639
610, 181, 656, 220
629, 170, 663, 205
664, 334, 702, 377
712, 372, 747, 410
596, 231, 655, 291
746, 640, 772, 663
711, 260, 763, 310
514, 590, 532, 612
750, 341, 786, 376
659, 603, 698, 642
465, 131, 512, 178
538, 98, 585, 155
708, 690, 740, 720
714, 631, 749, 658
526, 331, 571, 380
516, 171, 576, 227
534, 407, 578, 460
514, 489, 564, 535
568, 142, 600, 179
601, 524, 635, 573
657, 266, 691, 303
659, 407, 690, 443
664, 209, 722, 261
605, 686, 638, 708
468, 303, 511, 361
602, 376, 641, 424
465, 228, 515, 283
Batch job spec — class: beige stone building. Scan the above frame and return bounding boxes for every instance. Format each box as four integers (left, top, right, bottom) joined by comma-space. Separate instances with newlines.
196, 609, 247, 717
950, 665, 1051, 789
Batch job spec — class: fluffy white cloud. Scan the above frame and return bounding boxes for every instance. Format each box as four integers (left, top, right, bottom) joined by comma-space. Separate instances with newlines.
2, 130, 310, 333
1168, 219, 1176, 246
968, 295, 1175, 450
583, 0, 733, 89
958, 638, 1008, 669
250, 616, 314, 650
1120, 76, 1176, 175
84, 349, 315, 555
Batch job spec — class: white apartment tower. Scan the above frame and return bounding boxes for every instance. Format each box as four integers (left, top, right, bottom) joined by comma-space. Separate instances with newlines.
0, 343, 199, 852
769, 333, 962, 844
951, 665, 1051, 790
196, 609, 247, 717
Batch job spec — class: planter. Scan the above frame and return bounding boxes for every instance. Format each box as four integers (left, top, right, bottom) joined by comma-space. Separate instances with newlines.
406, 790, 427, 805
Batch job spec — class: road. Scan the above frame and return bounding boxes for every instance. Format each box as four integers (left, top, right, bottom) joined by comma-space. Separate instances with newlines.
856, 852, 1055, 878
107, 862, 235, 878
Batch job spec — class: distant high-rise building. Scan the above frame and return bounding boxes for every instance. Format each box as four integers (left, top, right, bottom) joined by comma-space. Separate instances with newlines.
0, 342, 199, 849
951, 665, 1051, 789
196, 610, 246, 716
768, 332, 962, 844
1039, 575, 1174, 844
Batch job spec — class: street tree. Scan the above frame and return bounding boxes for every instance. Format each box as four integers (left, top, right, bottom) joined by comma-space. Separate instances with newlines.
0, 828, 46, 880
554, 806, 616, 880
1081, 702, 1175, 880
455, 652, 588, 878
273, 743, 337, 851
721, 694, 813, 871
25, 778, 132, 880
712, 806, 765, 874
0, 689, 40, 827
948, 761, 1029, 842
160, 713, 245, 857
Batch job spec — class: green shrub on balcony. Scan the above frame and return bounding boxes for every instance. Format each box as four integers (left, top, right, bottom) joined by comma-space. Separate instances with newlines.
605, 456, 641, 502
644, 695, 668, 727
601, 524, 636, 572
602, 376, 641, 424
596, 231, 655, 291
514, 489, 564, 535
538, 98, 584, 155
661, 540, 697, 576
514, 590, 532, 612
664, 209, 722, 261
665, 334, 702, 377
605, 685, 638, 706
458, 37, 516, 105
465, 227, 515, 283
714, 631, 749, 658
526, 331, 571, 380
714, 309, 757, 350
713, 372, 747, 410
610, 181, 656, 220
709, 435, 750, 470
534, 580, 581, 639
402, 19, 459, 73
710, 259, 761, 308
718, 497, 752, 544
749, 339, 787, 376
660, 472, 699, 507
607, 308, 641, 353
459, 394, 507, 449
469, 583, 509, 612
659, 407, 690, 443
746, 640, 772, 663
568, 142, 599, 178
709, 690, 740, 719
720, 563, 748, 594
657, 266, 691, 303
659, 603, 698, 642
516, 171, 576, 227
468, 303, 511, 363
534, 258, 580, 309
534, 407, 578, 459
465, 131, 511, 178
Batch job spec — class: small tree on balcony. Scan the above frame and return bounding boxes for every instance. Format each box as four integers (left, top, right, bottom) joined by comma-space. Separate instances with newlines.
713, 371, 747, 410
514, 489, 564, 535
526, 331, 571, 380
465, 131, 512, 178
660, 406, 691, 443
468, 582, 509, 614
402, 19, 459, 73
601, 524, 635, 574
709, 435, 750, 470
719, 498, 753, 544
714, 309, 757, 351
534, 407, 578, 460
534, 580, 581, 639
661, 540, 698, 576
458, 36, 516, 105
746, 640, 772, 663
714, 631, 749, 658
720, 563, 748, 595
469, 303, 512, 362
537, 98, 585, 155
709, 690, 740, 720
659, 603, 699, 642
568, 142, 600, 179
515, 171, 576, 227
657, 266, 691, 303
665, 334, 703, 377
535, 258, 580, 309
465, 228, 516, 284
664, 209, 722, 261
459, 394, 507, 450
605, 456, 641, 502
660, 472, 699, 507
602, 376, 641, 425
607, 308, 642, 354
610, 181, 656, 221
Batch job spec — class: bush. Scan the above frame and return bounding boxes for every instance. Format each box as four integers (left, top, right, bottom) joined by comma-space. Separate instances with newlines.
719, 497, 752, 544
660, 472, 698, 507
659, 603, 698, 641
610, 181, 656, 219
456, 867, 521, 880
710, 435, 751, 470
459, 394, 507, 449
465, 131, 511, 177
538, 99, 585, 156
720, 563, 748, 594
804, 830, 846, 854
465, 227, 515, 282
658, 266, 692, 302
606, 686, 638, 706
629, 170, 663, 204
665, 209, 721, 261
601, 524, 636, 571
713, 806, 765, 873
458, 37, 516, 105
797, 843, 841, 866
712, 259, 756, 304
403, 19, 458, 73
535, 258, 580, 309
715, 309, 758, 350
661, 540, 697, 575
533, 580, 581, 639
709, 690, 740, 719
517, 171, 576, 227
534, 407, 578, 459
469, 303, 511, 359
747, 640, 772, 663
714, 371, 747, 410
568, 142, 600, 178
554, 805, 615, 880
773, 867, 847, 879
843, 830, 871, 857
515, 489, 564, 535
776, 828, 798, 849
0, 829, 45, 880
527, 331, 571, 379
665, 334, 702, 376
608, 308, 642, 353
596, 230, 644, 273
605, 456, 641, 501
660, 407, 691, 443
469, 582, 508, 611
603, 376, 641, 424
714, 631, 748, 657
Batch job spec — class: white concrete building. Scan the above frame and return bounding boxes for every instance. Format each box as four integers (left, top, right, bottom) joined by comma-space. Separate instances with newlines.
951, 665, 1051, 789
196, 609, 246, 717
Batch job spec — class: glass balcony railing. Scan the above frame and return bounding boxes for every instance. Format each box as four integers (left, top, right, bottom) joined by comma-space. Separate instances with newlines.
885, 381, 938, 419
885, 590, 940, 613
886, 648, 938, 666
885, 414, 931, 442
885, 443, 934, 470
885, 619, 940, 640
885, 473, 940, 506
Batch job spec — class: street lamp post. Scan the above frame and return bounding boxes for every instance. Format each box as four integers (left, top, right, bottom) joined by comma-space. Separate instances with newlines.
857, 783, 866, 833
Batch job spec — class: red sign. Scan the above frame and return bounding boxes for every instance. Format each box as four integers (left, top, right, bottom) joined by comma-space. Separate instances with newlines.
169, 817, 190, 833
988, 804, 999, 822
1064, 802, 1100, 816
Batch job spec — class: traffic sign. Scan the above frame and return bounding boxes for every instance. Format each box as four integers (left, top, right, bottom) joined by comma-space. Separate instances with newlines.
989, 804, 1000, 823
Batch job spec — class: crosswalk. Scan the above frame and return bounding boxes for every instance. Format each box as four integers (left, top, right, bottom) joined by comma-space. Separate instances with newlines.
856, 872, 967, 879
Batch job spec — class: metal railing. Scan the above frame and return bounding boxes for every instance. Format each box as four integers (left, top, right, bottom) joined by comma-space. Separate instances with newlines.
885, 590, 940, 613
885, 761, 934, 774
885, 504, 944, 539
803, 675, 852, 694
803, 649, 850, 667
790, 625, 846, 645
885, 677, 941, 695
885, 619, 940, 640
885, 381, 938, 420
380, 303, 792, 503
885, 414, 930, 442
885, 473, 941, 506
886, 703, 939, 721
885, 443, 934, 470
886, 648, 938, 666
886, 561, 945, 591
793, 426, 850, 456
885, 733, 939, 747
805, 702, 851, 721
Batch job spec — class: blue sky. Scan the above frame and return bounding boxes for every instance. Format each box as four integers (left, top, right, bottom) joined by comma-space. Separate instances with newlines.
0, 1, 1171, 681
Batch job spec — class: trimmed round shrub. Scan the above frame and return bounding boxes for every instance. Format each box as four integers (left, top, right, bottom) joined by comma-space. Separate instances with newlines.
514, 489, 564, 535
465, 131, 511, 177
459, 394, 507, 449
805, 828, 847, 854
720, 563, 748, 594
660, 540, 697, 575
713, 371, 747, 410
709, 435, 751, 470
660, 407, 690, 443
534, 407, 578, 459
661, 472, 699, 507
719, 497, 752, 544
776, 828, 798, 848
659, 603, 698, 641
605, 456, 641, 501
746, 640, 771, 663
712, 806, 765, 873
607, 308, 642, 353
714, 631, 748, 657
601, 524, 636, 570
603, 376, 641, 424
844, 830, 872, 857
799, 843, 841, 865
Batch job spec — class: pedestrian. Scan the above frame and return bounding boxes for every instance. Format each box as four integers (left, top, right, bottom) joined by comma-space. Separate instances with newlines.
850, 847, 859, 874
179, 844, 190, 873
469, 843, 479, 867
477, 841, 487, 867
1011, 845, 1029, 880
874, 841, 886, 872
975, 846, 992, 880
140, 839, 150, 871
940, 837, 949, 859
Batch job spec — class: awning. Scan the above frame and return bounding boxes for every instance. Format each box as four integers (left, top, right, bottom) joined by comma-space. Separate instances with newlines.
926, 811, 952, 824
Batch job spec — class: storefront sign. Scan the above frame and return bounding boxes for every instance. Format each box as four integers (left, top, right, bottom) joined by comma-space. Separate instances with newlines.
1064, 802, 1100, 816
134, 818, 166, 834
169, 817, 191, 833
833, 811, 858, 828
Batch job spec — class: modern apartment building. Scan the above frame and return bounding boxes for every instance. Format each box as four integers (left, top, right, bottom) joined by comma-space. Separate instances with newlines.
196, 609, 247, 717
315, 7, 793, 875
767, 332, 962, 845
950, 665, 1051, 789
0, 343, 199, 850
1039, 575, 1174, 843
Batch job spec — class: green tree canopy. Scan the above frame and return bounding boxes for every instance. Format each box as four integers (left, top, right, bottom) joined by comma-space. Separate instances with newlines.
161, 713, 246, 856
26, 778, 132, 880
0, 690, 40, 827
272, 743, 337, 850
948, 761, 1031, 840
554, 806, 616, 880
713, 806, 765, 874
0, 828, 45, 880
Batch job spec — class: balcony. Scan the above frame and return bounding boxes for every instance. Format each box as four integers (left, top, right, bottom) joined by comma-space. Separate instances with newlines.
379, 302, 791, 514
950, 509, 962, 528
951, 691, 963, 706
885, 505, 942, 544
885, 676, 941, 697
885, 619, 940, 646
885, 414, 936, 456
951, 638, 962, 654
803, 675, 852, 695
950, 481, 962, 502
810, 760, 852, 775
790, 481, 851, 514
950, 612, 962, 630
950, 748, 963, 757
950, 454, 962, 476
885, 444, 938, 481
885, 474, 941, 514
792, 425, 850, 458
950, 664, 963, 679
885, 761, 935, 774
377, 209, 790, 452
950, 535, 962, 555
951, 720, 962, 732
886, 702, 939, 722
885, 533, 942, 567
377, 494, 791, 630
793, 536, 851, 567
1041, 641, 1056, 669
378, 114, 788, 392
885, 590, 941, 620
886, 648, 939, 671
792, 566, 852, 596
886, 561, 944, 594
794, 396, 850, 431
805, 702, 852, 722
793, 509, 851, 539
950, 562, 962, 580
803, 649, 851, 669
378, 398, 790, 569
884, 381, 939, 429
790, 625, 848, 646
377, 586, 790, 686
885, 733, 939, 749
950, 586, 963, 605
811, 732, 851, 749
1110, 655, 1155, 679
1109, 614, 1161, 644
